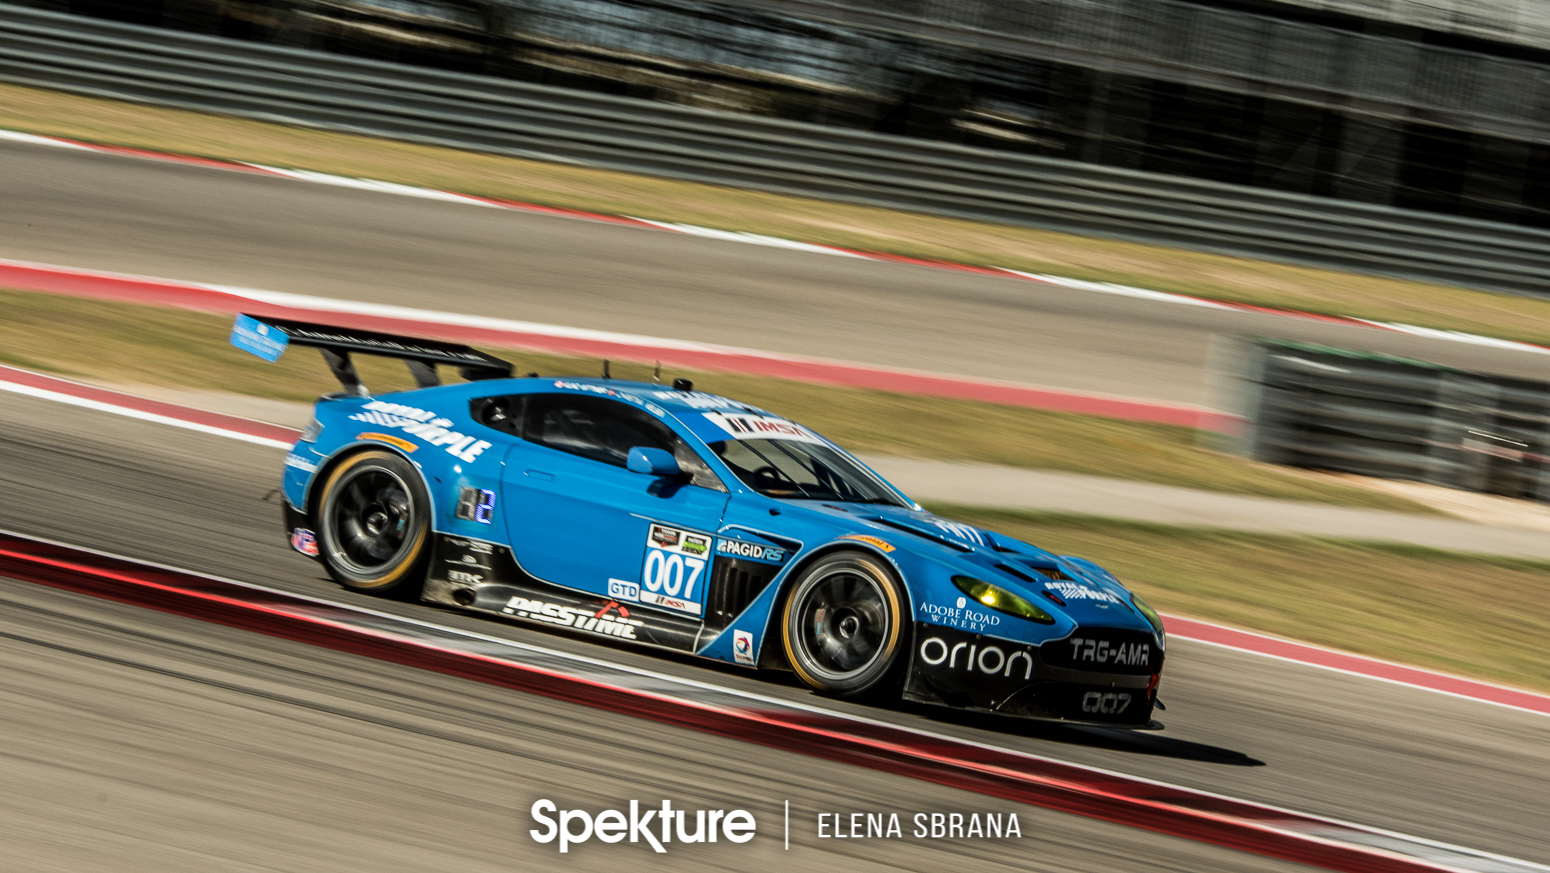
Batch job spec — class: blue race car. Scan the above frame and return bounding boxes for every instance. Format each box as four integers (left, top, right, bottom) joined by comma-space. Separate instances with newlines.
236, 314, 1167, 728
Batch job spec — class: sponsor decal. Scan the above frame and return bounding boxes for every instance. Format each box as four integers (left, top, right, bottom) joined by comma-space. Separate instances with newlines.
702, 412, 823, 443
838, 534, 895, 553
732, 630, 755, 666
448, 537, 493, 554
502, 597, 643, 640
608, 578, 641, 602
284, 453, 319, 473
349, 400, 492, 463
918, 596, 1001, 633
229, 314, 289, 362
715, 538, 785, 563
529, 799, 756, 854
644, 592, 697, 613
1043, 579, 1120, 604
357, 432, 417, 453
917, 636, 1036, 680
1066, 636, 1150, 667
553, 381, 665, 416
448, 569, 483, 585
552, 380, 617, 396
930, 519, 986, 547
654, 390, 744, 411
640, 524, 707, 617
289, 528, 318, 557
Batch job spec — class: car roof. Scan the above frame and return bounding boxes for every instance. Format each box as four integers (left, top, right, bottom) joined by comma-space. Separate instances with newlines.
456, 376, 812, 446
529, 378, 770, 416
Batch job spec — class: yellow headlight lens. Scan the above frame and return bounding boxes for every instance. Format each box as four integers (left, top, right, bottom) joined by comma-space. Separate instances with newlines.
951, 576, 1054, 624
1131, 592, 1165, 637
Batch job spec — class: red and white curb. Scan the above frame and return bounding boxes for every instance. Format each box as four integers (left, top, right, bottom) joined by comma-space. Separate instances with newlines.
6, 126, 1549, 360
0, 256, 1232, 431
3, 363, 1547, 721
2, 528, 1545, 873
1162, 616, 1550, 719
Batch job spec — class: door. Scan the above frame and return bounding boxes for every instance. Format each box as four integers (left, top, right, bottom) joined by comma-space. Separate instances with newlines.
501, 393, 728, 620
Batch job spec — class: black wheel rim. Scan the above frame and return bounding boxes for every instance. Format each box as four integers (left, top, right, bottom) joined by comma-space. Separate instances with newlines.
794, 567, 889, 681
326, 467, 417, 575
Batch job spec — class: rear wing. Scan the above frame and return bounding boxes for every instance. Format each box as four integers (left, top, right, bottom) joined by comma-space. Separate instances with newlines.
230, 313, 511, 396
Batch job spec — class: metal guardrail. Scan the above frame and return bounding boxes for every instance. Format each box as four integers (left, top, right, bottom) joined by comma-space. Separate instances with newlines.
4, 5, 1550, 294
1241, 339, 1550, 501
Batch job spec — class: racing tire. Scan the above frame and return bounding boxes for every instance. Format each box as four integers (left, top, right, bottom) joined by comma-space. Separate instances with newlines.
316, 449, 431, 598
781, 551, 909, 698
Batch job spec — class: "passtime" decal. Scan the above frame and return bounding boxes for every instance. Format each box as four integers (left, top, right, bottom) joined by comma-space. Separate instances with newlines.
502, 597, 642, 639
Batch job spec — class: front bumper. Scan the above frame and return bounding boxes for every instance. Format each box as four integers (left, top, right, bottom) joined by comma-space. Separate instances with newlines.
903, 623, 1162, 728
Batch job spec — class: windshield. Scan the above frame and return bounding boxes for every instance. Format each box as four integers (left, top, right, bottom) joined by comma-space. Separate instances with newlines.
710, 439, 907, 505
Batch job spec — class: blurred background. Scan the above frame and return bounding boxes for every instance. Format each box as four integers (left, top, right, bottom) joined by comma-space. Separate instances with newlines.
12, 0, 1550, 226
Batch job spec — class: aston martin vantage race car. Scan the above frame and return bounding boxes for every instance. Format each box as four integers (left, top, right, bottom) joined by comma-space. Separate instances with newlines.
234, 314, 1167, 728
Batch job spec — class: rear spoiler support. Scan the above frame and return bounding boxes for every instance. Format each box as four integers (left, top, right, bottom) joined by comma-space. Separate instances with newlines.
230, 314, 511, 395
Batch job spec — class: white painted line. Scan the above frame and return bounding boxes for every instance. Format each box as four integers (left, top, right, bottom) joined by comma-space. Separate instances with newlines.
0, 379, 294, 450
243, 164, 501, 206
628, 218, 867, 257
1357, 320, 1550, 355
0, 129, 93, 149
1000, 269, 1236, 309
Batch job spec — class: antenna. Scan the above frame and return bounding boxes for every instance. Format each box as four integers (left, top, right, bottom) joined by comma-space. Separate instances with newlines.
653, 361, 661, 384
602, 359, 611, 379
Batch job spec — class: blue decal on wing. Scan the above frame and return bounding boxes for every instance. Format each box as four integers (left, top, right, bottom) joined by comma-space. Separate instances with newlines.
230, 314, 289, 362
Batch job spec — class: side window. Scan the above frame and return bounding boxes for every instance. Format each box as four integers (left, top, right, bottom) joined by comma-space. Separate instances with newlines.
524, 395, 725, 490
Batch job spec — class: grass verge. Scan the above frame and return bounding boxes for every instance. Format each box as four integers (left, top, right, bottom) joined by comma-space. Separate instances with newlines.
0, 285, 1432, 513
932, 506, 1550, 694
6, 82, 1550, 346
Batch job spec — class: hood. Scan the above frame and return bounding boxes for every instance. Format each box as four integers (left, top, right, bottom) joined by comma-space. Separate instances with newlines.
785, 501, 1153, 633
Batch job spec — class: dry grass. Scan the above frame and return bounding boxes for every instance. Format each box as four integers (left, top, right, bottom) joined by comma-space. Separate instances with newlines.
7, 81, 1550, 345
934, 506, 1550, 693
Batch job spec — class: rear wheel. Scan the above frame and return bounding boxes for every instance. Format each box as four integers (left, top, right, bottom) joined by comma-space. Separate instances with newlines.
316, 450, 431, 597
781, 551, 908, 698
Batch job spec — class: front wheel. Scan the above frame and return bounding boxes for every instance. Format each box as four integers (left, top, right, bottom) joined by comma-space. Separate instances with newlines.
316, 449, 431, 597
781, 551, 909, 698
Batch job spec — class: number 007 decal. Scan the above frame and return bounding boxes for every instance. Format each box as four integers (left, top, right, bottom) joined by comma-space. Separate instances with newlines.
641, 524, 709, 617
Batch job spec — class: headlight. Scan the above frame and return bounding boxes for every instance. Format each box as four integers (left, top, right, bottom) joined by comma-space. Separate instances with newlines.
951, 576, 1054, 624
299, 417, 324, 443
1131, 592, 1165, 640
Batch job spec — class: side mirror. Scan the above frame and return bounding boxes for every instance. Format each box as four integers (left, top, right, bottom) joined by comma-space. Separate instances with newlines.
626, 446, 681, 477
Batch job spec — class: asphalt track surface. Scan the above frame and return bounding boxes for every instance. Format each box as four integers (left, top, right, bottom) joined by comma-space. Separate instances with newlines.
7, 140, 1550, 408
4, 384, 1550, 871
